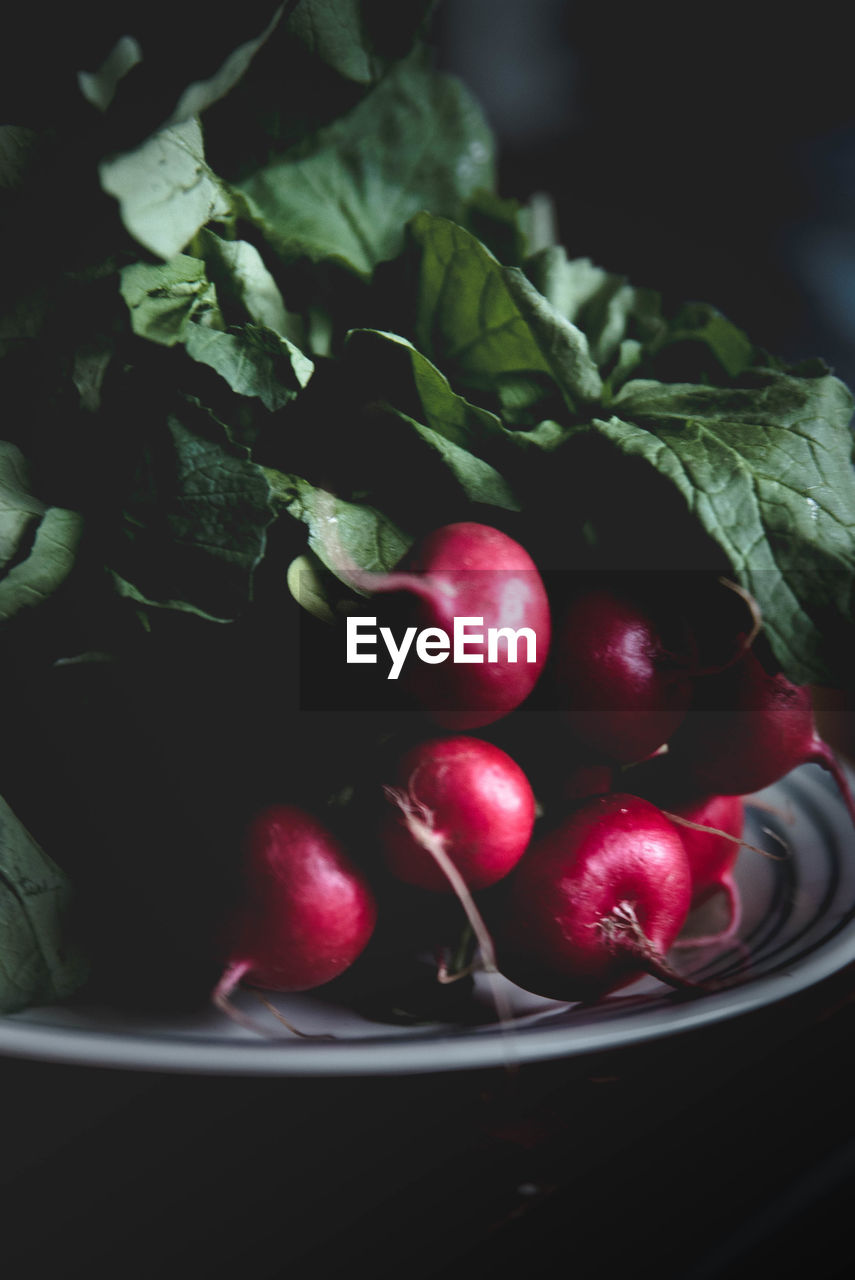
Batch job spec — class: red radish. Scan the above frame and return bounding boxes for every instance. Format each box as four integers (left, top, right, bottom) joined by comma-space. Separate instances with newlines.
341, 521, 551, 730
667, 644, 855, 824
214, 805, 378, 1012
665, 792, 746, 946
664, 792, 746, 905
379, 736, 536, 892
551, 586, 696, 764
622, 756, 746, 905
497, 793, 693, 1002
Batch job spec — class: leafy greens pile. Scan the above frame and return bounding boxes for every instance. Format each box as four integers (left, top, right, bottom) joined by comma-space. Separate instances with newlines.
2, 1, 854, 1015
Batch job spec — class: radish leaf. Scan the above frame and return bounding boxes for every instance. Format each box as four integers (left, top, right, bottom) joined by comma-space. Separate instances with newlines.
0, 795, 88, 1014
237, 59, 494, 278
100, 118, 230, 260
109, 398, 277, 620
593, 370, 855, 681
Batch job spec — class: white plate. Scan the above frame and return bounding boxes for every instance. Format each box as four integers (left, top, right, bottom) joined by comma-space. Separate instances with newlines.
2, 763, 853, 1076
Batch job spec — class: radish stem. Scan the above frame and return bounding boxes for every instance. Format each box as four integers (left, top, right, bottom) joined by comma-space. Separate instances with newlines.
251, 991, 337, 1039
661, 810, 787, 861
213, 960, 278, 1037
385, 784, 518, 1049
597, 900, 705, 992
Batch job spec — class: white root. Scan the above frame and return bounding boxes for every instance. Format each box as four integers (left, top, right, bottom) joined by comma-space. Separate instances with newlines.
212, 963, 337, 1039
212, 961, 277, 1038
661, 810, 788, 861
251, 991, 337, 1040
384, 785, 519, 1054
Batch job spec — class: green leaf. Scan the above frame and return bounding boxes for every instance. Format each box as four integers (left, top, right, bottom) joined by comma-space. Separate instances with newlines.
0, 794, 88, 1014
524, 246, 665, 374
100, 117, 230, 260
598, 370, 855, 681
279, 0, 435, 86
525, 248, 755, 386
0, 443, 83, 623
197, 230, 304, 343
390, 410, 521, 511
237, 58, 494, 277
503, 267, 603, 403
286, 551, 337, 623
0, 508, 84, 623
344, 327, 502, 446
120, 251, 313, 411
269, 471, 411, 582
409, 214, 601, 410
120, 254, 223, 347
78, 35, 143, 112
343, 327, 563, 477
285, 0, 380, 85
109, 397, 277, 621
184, 323, 314, 412
0, 441, 42, 563
652, 301, 755, 380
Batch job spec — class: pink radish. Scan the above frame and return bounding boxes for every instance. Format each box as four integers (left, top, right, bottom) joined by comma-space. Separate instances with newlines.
664, 792, 746, 906
623, 755, 746, 908
215, 805, 378, 1012
342, 521, 551, 730
630, 767, 746, 944
497, 793, 693, 1002
551, 585, 696, 764
667, 644, 855, 823
381, 735, 538, 1034
379, 735, 536, 892
665, 792, 746, 946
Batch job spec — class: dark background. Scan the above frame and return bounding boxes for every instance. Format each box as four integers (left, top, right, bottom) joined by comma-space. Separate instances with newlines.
4, 4, 855, 1277
437, 0, 855, 394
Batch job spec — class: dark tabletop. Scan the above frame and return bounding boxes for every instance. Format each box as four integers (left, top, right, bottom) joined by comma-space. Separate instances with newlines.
3, 956, 855, 1280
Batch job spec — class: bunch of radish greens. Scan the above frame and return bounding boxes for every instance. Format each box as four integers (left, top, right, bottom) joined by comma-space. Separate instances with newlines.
1, 2, 854, 1022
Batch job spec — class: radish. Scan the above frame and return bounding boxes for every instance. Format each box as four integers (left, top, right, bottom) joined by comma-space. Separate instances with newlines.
379, 735, 536, 892
551, 584, 696, 764
497, 793, 693, 1002
665, 791, 746, 946
214, 805, 378, 1013
380, 734, 538, 1034
667, 643, 855, 824
661, 792, 745, 905
625, 756, 746, 942
623, 756, 746, 903
337, 520, 551, 730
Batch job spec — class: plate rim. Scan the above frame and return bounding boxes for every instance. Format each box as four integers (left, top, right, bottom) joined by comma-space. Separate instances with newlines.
2, 765, 853, 1076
